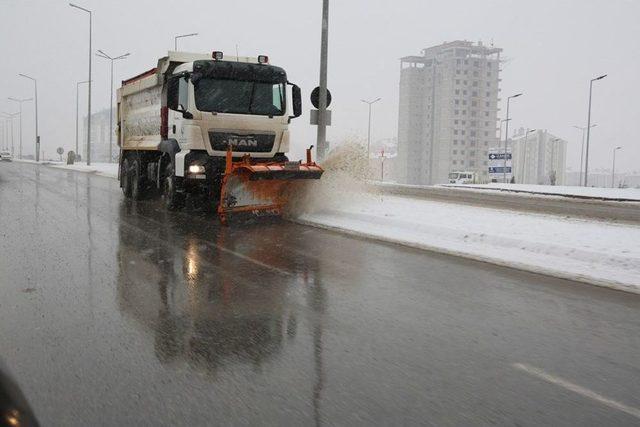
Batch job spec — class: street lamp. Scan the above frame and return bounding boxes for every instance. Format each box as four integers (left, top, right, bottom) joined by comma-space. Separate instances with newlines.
174, 33, 198, 51
503, 93, 522, 183
75, 80, 90, 158
1, 112, 20, 157
573, 124, 596, 187
611, 146, 622, 188
8, 97, 33, 159
96, 50, 130, 162
18, 73, 39, 161
361, 97, 381, 160
70, 2, 93, 165
583, 74, 607, 186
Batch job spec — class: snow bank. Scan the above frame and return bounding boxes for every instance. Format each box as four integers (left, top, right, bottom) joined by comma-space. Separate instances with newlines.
48, 162, 119, 179
444, 183, 640, 201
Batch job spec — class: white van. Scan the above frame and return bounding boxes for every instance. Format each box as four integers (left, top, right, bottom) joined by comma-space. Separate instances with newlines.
448, 171, 476, 184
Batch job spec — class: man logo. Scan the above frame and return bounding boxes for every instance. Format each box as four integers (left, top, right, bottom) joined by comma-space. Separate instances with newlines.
226, 136, 259, 148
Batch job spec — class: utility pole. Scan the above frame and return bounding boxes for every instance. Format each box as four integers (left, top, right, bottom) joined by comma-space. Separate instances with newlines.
316, 0, 329, 161
503, 93, 522, 183
18, 74, 39, 161
584, 74, 607, 186
361, 98, 381, 161
8, 97, 32, 159
611, 146, 622, 188
96, 50, 129, 162
174, 33, 198, 51
70, 3, 93, 165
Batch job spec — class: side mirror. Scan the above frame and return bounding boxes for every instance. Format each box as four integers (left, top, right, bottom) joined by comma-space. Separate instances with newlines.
182, 110, 193, 120
291, 84, 302, 119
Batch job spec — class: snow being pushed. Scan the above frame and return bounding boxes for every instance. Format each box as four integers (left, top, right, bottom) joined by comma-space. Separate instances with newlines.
286, 139, 379, 217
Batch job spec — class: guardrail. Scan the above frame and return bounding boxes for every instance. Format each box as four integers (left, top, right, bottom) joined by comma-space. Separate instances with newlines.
369, 182, 640, 224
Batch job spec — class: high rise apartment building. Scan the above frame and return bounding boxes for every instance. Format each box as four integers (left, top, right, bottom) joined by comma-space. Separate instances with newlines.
397, 41, 502, 184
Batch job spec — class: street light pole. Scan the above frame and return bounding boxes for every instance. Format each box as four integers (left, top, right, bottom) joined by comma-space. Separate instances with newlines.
583, 74, 607, 186
361, 98, 381, 160
174, 33, 198, 51
75, 80, 90, 158
97, 50, 130, 162
573, 124, 596, 187
611, 146, 622, 188
8, 97, 33, 159
503, 93, 522, 183
18, 74, 39, 161
316, 0, 329, 161
70, 3, 93, 165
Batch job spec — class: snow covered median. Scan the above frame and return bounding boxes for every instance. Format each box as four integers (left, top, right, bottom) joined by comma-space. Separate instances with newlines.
444, 183, 640, 201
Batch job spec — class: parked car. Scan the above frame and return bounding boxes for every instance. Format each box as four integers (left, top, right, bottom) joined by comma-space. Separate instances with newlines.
0, 150, 13, 161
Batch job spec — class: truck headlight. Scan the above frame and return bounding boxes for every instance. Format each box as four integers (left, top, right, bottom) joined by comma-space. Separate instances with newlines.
188, 165, 205, 174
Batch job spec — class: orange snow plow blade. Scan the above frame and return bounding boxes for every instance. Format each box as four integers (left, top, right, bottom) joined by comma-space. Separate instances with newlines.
217, 147, 323, 224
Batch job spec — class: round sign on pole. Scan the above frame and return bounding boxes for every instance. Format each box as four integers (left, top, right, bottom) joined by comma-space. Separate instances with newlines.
311, 87, 332, 109
56, 147, 64, 155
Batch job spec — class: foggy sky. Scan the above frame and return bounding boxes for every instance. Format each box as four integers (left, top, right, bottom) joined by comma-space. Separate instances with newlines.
1, 0, 638, 173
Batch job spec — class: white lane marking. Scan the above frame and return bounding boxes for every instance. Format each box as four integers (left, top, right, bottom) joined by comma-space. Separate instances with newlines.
513, 363, 640, 420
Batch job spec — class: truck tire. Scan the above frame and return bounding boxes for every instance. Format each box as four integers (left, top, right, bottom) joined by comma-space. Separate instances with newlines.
121, 158, 132, 198
162, 163, 185, 210
130, 159, 145, 201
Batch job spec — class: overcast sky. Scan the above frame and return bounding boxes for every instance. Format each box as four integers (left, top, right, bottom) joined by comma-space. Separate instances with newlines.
1, 0, 638, 172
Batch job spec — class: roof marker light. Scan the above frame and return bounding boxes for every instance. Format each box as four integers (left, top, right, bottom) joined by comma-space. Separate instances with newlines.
258, 55, 269, 64
212, 51, 224, 60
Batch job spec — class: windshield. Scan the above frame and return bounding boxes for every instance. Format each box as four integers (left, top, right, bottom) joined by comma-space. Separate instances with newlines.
449, 173, 459, 179
194, 78, 285, 116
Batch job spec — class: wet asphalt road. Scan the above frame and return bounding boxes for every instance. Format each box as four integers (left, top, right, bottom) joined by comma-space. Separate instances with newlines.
1, 161, 639, 426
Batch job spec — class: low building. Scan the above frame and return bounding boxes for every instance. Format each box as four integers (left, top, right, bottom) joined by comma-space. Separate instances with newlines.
82, 107, 117, 163
510, 128, 567, 185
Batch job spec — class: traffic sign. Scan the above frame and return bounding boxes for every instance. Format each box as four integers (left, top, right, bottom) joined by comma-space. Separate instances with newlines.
488, 152, 512, 160
311, 87, 332, 109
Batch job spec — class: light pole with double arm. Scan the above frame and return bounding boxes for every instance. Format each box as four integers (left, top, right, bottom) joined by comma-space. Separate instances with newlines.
18, 74, 39, 161
361, 97, 381, 160
96, 50, 130, 162
8, 97, 33, 159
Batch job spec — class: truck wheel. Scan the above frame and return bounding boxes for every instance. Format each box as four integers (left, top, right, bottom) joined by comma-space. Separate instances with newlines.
162, 164, 185, 210
121, 158, 132, 198
130, 159, 145, 201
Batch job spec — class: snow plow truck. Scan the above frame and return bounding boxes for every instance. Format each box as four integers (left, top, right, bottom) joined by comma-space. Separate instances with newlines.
117, 51, 323, 224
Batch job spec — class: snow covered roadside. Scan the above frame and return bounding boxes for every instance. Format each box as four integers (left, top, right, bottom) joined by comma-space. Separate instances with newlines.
295, 193, 640, 294
47, 162, 119, 179
443, 183, 640, 201
13, 158, 119, 179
